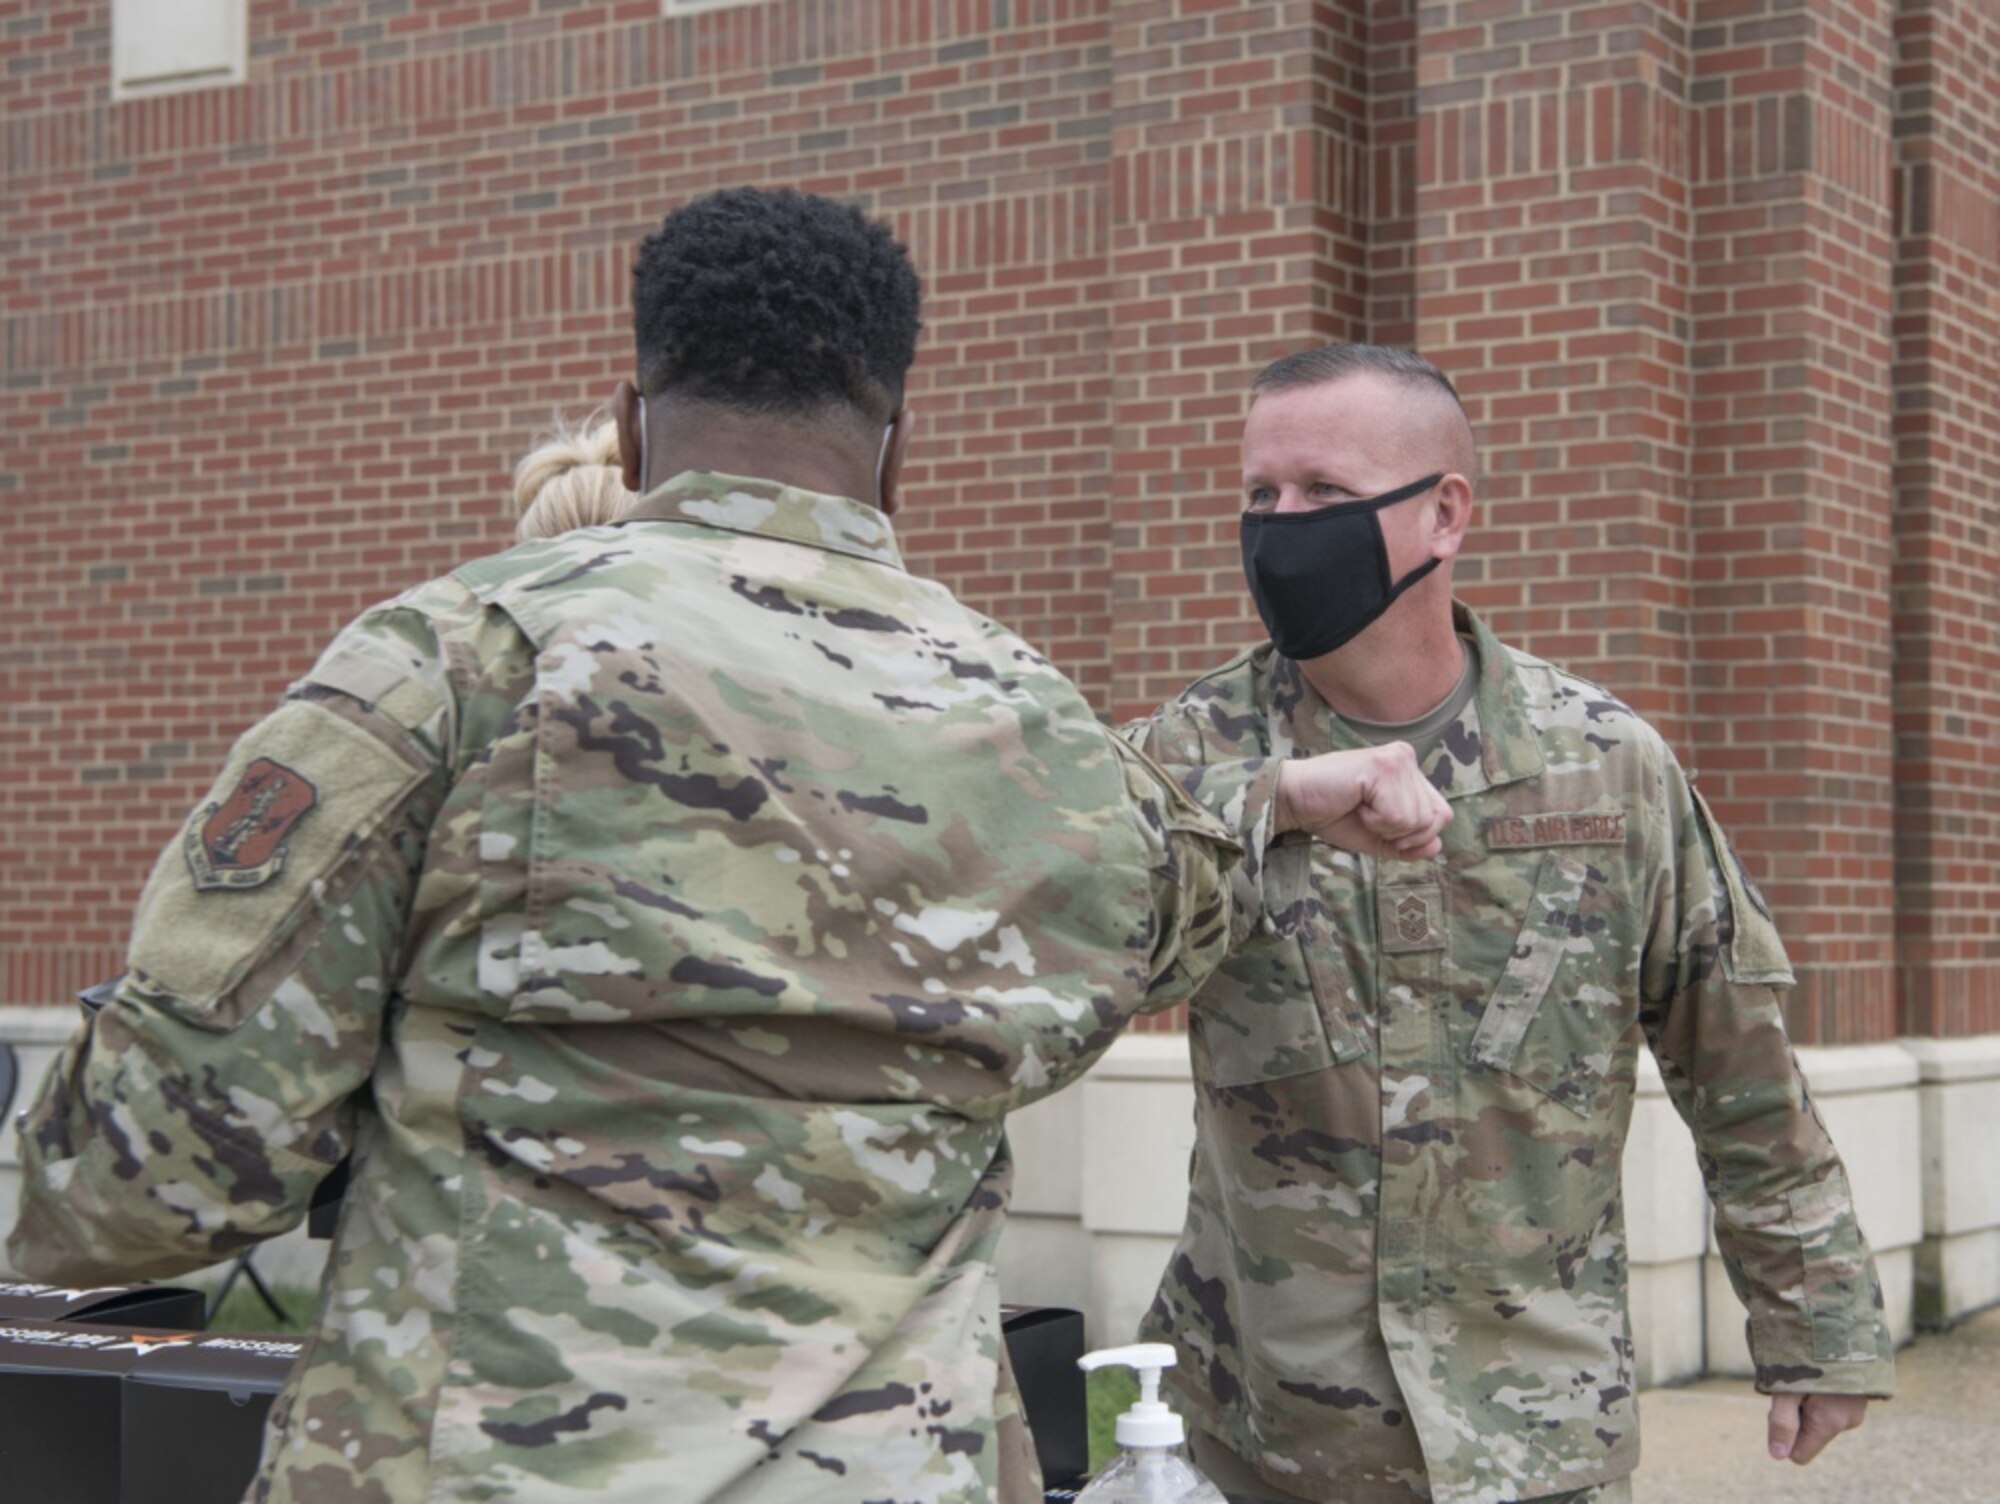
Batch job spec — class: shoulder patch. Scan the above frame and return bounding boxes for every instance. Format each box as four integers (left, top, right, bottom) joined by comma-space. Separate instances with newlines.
129, 700, 429, 1029
300, 634, 447, 737
1109, 732, 1237, 847
1689, 787, 1794, 987
185, 759, 319, 891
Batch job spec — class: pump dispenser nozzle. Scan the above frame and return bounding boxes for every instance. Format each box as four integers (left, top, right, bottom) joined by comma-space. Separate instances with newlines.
1077, 1343, 1185, 1449
1074, 1344, 1225, 1502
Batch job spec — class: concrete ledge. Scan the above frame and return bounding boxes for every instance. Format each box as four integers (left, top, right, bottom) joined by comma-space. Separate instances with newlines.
995, 1214, 1093, 1320
1003, 1033, 1194, 1343
1628, 1258, 1704, 1387
1089, 1231, 1177, 1350
1904, 1034, 2000, 1323
1084, 1030, 1194, 1081
1078, 1036, 1197, 1238
1004, 1081, 1084, 1218
1901, 1033, 2000, 1085
1794, 1041, 1923, 1096
1624, 1049, 1708, 1265
1907, 1037, 2000, 1237
1916, 1228, 2000, 1328
1010, 1034, 1194, 1344
1703, 1259, 1754, 1378
0, 1006, 86, 1048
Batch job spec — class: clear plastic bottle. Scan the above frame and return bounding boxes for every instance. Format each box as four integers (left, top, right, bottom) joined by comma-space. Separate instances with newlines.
1074, 1343, 1227, 1504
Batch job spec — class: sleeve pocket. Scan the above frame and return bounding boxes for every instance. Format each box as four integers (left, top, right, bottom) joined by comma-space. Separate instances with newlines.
1690, 788, 1795, 987
1785, 1172, 1873, 1361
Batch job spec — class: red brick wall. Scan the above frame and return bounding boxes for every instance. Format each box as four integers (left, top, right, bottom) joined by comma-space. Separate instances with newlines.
1414, 0, 1696, 746
2, 0, 1994, 1047
1106, 0, 1372, 718
1686, 0, 1902, 1044
0, 0, 1122, 1006
1891, 0, 2000, 1039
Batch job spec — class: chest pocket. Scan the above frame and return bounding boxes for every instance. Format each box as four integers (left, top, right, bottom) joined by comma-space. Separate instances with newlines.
1192, 933, 1368, 1089
1467, 851, 1624, 1117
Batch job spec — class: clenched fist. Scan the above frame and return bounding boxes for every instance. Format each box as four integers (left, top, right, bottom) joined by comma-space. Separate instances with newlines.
1273, 742, 1453, 860
1766, 1393, 1869, 1465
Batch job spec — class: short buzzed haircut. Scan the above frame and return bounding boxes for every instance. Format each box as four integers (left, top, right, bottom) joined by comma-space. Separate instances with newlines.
1252, 343, 1465, 413
631, 187, 923, 420
1253, 343, 1477, 477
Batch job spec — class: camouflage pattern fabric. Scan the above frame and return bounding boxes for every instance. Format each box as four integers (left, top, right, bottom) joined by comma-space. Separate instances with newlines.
9, 470, 1242, 1504
1195, 1423, 1635, 1504
1129, 605, 1895, 1504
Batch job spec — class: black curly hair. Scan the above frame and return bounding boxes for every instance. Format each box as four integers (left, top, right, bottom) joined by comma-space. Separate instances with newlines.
631, 187, 922, 419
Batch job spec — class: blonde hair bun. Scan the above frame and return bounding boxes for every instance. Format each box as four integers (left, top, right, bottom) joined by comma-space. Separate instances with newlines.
513, 413, 632, 541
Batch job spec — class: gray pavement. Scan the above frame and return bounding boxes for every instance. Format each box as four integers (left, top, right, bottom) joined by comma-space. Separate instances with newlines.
1633, 1307, 2000, 1503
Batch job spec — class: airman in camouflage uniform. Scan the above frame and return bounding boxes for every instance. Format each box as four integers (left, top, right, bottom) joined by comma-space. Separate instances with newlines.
1130, 345, 1895, 1504
7, 198, 1451, 1504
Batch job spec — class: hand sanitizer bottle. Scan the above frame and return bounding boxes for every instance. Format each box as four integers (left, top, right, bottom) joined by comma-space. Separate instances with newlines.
1074, 1343, 1227, 1503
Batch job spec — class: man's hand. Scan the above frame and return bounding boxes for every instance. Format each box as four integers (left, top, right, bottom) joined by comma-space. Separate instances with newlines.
1274, 743, 1453, 860
1766, 1393, 1869, 1465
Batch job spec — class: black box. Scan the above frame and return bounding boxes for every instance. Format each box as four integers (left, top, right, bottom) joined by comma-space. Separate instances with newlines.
1002, 1303, 1089, 1492
0, 1319, 166, 1504
0, 1279, 207, 1332
120, 1332, 304, 1504
0, 1318, 302, 1504
2, 1302, 1075, 1500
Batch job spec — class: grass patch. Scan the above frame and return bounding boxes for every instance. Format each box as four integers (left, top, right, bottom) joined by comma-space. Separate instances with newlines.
1085, 1365, 1140, 1474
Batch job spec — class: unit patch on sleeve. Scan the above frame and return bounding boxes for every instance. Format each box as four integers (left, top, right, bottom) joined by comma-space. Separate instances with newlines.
1482, 811, 1626, 850
184, 758, 320, 891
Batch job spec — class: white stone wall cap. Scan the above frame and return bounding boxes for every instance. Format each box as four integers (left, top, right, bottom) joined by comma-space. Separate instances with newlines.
1091, 1031, 1193, 1081
1792, 1041, 1921, 1095
1640, 1040, 1925, 1097
1899, 1032, 2000, 1084
0, 1006, 85, 1047
1636, 1046, 1666, 1095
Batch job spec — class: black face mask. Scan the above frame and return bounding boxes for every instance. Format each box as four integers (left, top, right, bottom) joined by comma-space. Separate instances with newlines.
1239, 472, 1444, 660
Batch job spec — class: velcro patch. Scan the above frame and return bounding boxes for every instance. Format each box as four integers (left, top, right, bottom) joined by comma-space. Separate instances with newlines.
1690, 788, 1794, 986
128, 700, 426, 1026
1483, 812, 1626, 849
184, 758, 319, 891
1378, 883, 1446, 954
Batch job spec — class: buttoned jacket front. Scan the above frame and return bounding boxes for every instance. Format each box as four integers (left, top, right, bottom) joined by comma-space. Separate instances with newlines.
1129, 606, 1895, 1504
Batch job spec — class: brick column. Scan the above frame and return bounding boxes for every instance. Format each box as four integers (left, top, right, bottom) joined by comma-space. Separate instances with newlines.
1364, 2, 1419, 347
1409, 0, 1696, 742
883, 12, 1123, 710
1106, 0, 1373, 721
1889, 0, 2000, 1041
1688, 1, 1899, 1044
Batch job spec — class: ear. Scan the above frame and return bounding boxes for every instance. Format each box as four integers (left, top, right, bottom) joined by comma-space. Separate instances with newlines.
612, 380, 644, 493
876, 406, 915, 517
1430, 472, 1473, 561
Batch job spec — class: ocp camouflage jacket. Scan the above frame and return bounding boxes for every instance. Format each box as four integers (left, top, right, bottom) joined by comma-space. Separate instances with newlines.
1129, 606, 1895, 1504
9, 471, 1239, 1504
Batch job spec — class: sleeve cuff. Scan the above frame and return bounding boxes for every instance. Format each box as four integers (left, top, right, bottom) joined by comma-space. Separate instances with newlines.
1754, 1356, 1897, 1399
1168, 757, 1286, 949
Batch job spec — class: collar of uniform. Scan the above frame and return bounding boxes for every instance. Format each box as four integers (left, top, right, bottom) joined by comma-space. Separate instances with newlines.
1443, 602, 1544, 797
618, 469, 905, 571
1258, 603, 1544, 799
